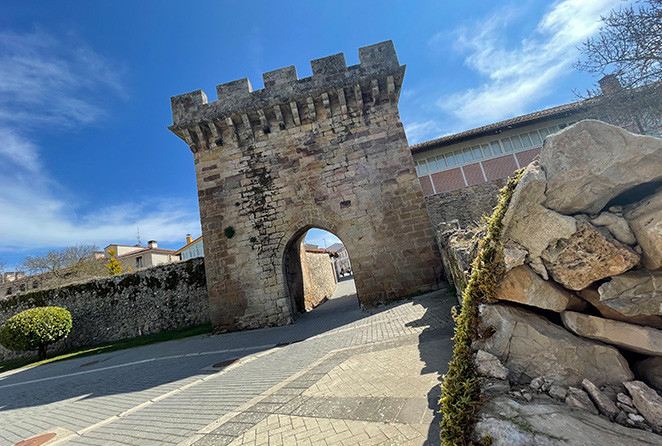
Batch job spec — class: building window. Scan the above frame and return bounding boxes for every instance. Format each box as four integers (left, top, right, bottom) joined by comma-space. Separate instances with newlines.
414, 120, 579, 178
490, 141, 502, 154
472, 146, 483, 159
520, 132, 532, 147
511, 135, 523, 150
136, 256, 144, 268
529, 131, 542, 145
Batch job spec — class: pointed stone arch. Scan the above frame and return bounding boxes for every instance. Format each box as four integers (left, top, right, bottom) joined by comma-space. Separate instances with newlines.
281, 225, 350, 318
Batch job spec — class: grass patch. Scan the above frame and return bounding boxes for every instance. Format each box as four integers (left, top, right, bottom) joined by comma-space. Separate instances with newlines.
439, 169, 523, 446
0, 323, 213, 374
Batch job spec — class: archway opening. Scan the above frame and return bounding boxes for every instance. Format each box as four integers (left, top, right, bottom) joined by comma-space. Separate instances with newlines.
282, 227, 356, 319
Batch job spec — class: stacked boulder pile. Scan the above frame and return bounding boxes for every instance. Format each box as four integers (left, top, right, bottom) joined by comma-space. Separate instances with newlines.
438, 120, 662, 444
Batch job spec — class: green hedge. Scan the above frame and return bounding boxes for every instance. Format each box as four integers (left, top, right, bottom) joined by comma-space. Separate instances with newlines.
0, 306, 72, 359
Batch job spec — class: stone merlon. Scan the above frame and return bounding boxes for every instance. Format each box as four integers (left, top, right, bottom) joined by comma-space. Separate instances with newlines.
169, 40, 404, 129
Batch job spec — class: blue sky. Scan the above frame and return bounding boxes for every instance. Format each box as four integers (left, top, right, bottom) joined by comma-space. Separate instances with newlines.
0, 0, 621, 268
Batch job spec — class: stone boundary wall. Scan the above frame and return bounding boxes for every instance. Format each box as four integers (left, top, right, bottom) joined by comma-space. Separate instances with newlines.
0, 258, 209, 361
425, 181, 503, 229
301, 250, 338, 310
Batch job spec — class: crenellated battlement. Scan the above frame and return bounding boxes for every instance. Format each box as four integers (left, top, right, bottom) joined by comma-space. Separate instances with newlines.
169, 41, 405, 153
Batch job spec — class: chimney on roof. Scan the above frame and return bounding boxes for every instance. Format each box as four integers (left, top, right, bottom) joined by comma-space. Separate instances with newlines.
186, 233, 192, 244
599, 74, 623, 95
147, 240, 158, 249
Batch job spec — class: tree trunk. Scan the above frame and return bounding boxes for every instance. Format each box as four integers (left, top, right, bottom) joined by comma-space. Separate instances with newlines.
38, 344, 47, 361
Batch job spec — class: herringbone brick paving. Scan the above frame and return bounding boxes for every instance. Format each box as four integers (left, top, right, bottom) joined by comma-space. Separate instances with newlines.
0, 279, 455, 445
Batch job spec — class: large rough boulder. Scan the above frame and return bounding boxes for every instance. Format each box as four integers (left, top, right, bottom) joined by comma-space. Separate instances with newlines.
473, 394, 662, 446
625, 188, 662, 270
435, 220, 482, 295
541, 120, 662, 215
597, 270, 662, 327
495, 265, 586, 312
632, 356, 662, 392
474, 349, 509, 380
582, 379, 619, 418
562, 311, 662, 356
542, 219, 640, 290
624, 381, 662, 430
501, 162, 576, 262
634, 357, 662, 393
476, 304, 633, 386
589, 211, 637, 245
579, 286, 662, 330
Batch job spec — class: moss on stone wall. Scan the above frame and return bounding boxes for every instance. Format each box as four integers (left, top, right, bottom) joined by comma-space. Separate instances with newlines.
439, 169, 523, 446
0, 258, 209, 361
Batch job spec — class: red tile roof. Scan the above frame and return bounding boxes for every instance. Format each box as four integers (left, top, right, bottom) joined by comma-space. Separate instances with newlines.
116, 247, 177, 258
410, 98, 595, 154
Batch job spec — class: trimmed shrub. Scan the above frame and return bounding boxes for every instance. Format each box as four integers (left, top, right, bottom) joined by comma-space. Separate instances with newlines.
0, 306, 72, 360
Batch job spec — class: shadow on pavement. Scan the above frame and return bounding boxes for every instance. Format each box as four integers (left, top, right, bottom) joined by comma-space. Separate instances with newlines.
0, 279, 451, 415
405, 283, 457, 446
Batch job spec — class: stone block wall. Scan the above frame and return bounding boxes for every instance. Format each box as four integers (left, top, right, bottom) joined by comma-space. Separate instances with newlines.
0, 258, 208, 361
425, 181, 503, 229
300, 248, 337, 311
169, 41, 442, 332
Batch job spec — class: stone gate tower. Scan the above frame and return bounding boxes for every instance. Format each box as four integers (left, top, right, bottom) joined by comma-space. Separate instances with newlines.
169, 41, 442, 331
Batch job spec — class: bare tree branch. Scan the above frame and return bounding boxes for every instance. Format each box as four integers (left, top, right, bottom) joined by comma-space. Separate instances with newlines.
20, 244, 101, 280
577, 0, 662, 88
576, 0, 662, 133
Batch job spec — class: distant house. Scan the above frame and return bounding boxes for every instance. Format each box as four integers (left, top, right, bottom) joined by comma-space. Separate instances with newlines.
321, 243, 353, 277
327, 243, 344, 251
174, 234, 204, 261
1, 272, 28, 298
335, 246, 352, 276
105, 240, 179, 270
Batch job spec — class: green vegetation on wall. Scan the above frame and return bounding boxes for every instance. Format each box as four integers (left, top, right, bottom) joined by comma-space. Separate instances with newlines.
439, 169, 523, 446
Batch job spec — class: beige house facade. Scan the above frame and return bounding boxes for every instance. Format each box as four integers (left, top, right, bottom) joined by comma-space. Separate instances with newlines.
105, 240, 179, 271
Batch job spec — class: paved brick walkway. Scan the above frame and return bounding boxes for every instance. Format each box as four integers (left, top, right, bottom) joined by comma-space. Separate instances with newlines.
0, 279, 455, 446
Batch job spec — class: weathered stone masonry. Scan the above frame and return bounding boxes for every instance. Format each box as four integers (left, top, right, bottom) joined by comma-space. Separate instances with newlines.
0, 258, 208, 361
170, 41, 442, 331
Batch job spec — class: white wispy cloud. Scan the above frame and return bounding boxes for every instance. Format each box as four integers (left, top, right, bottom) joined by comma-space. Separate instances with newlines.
404, 120, 444, 145
0, 185, 200, 251
0, 29, 125, 129
0, 127, 40, 173
435, 0, 621, 127
0, 30, 198, 261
